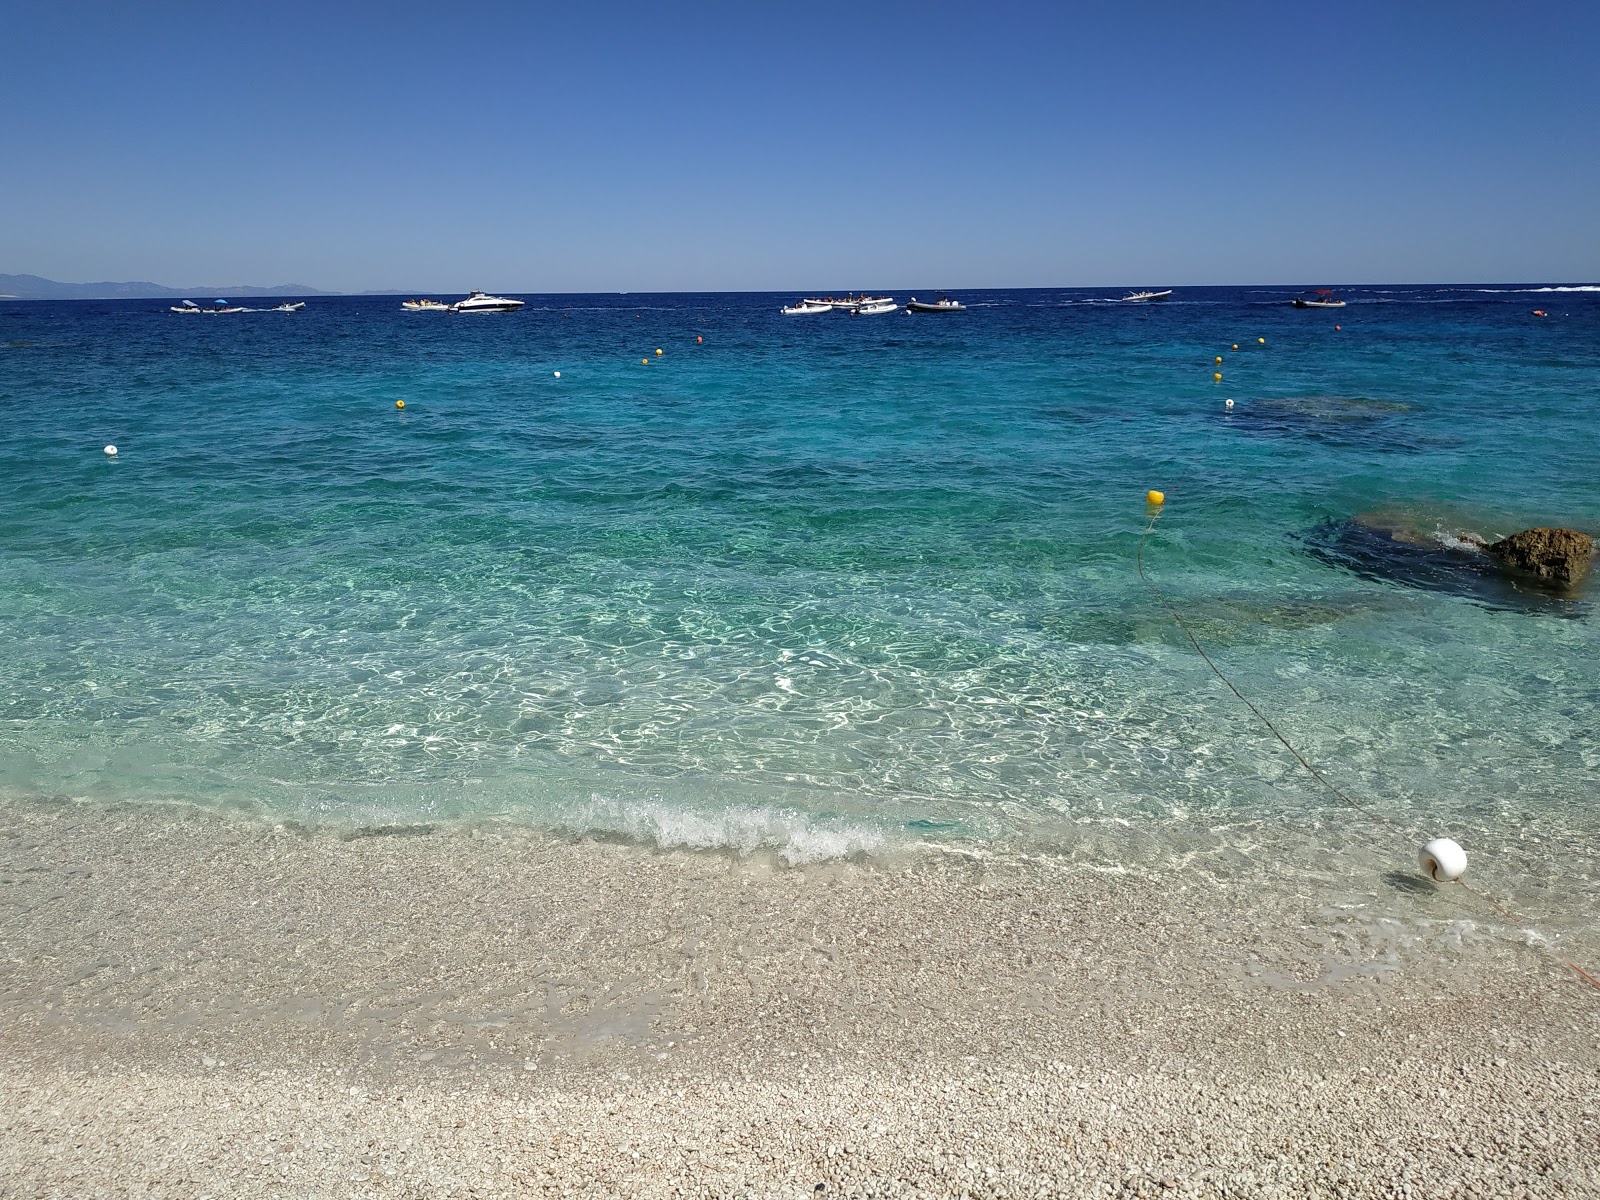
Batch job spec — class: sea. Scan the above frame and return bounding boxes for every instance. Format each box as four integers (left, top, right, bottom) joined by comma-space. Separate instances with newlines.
3, 285, 1598, 946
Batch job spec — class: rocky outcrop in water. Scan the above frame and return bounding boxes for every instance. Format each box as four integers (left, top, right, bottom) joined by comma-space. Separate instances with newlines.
1485, 527, 1593, 587
1298, 514, 1592, 616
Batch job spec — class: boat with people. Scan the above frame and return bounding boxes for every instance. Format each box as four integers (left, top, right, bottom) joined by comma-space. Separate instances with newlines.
171, 299, 246, 314
270, 301, 305, 312
851, 299, 898, 315
799, 294, 895, 314
1121, 289, 1173, 302
1291, 290, 1346, 309
452, 290, 525, 313
906, 296, 966, 313
781, 301, 833, 315
401, 298, 452, 312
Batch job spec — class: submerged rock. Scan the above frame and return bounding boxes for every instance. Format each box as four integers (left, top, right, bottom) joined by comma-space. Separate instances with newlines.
1235, 396, 1428, 453
1297, 515, 1590, 616
1485, 527, 1593, 586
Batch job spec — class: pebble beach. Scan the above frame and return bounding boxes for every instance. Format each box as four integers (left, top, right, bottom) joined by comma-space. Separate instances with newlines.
4, 798, 1597, 1198
4, 287, 1599, 1195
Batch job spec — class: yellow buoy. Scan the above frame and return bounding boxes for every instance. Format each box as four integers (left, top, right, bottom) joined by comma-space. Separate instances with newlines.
1215, 356, 1223, 364
642, 358, 649, 365
1146, 490, 1165, 506
1232, 344, 1238, 351
1258, 337, 1265, 344
396, 400, 405, 409
1213, 372, 1222, 381
655, 348, 663, 357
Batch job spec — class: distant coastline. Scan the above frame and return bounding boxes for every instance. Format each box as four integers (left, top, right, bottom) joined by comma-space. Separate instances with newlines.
0, 273, 327, 301
5, 274, 1597, 303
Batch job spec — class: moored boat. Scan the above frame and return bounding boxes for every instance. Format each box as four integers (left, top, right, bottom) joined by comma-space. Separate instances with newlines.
906, 296, 966, 313
401, 299, 452, 312
452, 290, 525, 313
852, 299, 898, 315
782, 301, 833, 315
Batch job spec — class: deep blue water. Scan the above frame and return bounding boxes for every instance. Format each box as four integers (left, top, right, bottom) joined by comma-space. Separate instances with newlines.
3, 285, 1597, 910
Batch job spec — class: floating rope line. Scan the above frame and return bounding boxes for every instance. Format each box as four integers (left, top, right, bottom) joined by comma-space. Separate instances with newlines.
1135, 505, 1599, 993
1136, 511, 1407, 838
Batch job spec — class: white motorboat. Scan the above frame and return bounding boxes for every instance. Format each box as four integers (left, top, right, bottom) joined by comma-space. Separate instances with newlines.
452, 290, 525, 313
852, 299, 898, 315
801, 294, 894, 313
401, 298, 452, 312
271, 301, 306, 312
782, 301, 833, 314
171, 299, 245, 313
1121, 289, 1173, 302
1292, 291, 1346, 309
906, 296, 966, 313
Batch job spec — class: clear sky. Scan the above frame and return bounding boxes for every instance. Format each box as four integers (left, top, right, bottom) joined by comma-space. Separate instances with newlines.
3, 1, 1596, 292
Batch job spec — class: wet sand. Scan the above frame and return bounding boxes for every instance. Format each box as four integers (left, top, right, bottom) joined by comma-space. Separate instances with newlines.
2, 798, 1597, 1197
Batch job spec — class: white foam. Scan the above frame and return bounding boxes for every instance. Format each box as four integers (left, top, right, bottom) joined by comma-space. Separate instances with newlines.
555, 794, 888, 864
1423, 522, 1488, 553
1468, 285, 1599, 293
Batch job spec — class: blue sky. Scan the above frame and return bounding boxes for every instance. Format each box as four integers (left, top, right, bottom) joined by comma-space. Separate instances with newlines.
3, 1, 1596, 291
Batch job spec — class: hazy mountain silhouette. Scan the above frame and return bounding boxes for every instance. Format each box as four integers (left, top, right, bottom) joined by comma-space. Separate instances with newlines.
0, 273, 327, 300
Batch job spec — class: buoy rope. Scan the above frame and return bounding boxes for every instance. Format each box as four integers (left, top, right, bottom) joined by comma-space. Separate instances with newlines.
1136, 509, 1600, 993
1446, 880, 1597, 986
1135, 511, 1406, 836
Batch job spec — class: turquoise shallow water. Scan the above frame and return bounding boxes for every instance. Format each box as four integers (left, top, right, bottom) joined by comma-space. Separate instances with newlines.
2, 286, 1598, 919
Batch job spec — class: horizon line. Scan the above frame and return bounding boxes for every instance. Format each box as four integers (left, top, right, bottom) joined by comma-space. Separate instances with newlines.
4, 279, 1598, 301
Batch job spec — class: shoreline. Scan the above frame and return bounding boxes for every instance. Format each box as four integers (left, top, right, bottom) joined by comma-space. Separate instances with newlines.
3, 797, 1597, 1196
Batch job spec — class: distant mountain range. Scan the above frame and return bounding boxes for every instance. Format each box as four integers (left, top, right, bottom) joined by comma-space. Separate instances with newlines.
0, 273, 329, 300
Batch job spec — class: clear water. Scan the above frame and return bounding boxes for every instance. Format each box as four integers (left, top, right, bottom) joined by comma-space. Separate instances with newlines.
3, 286, 1597, 918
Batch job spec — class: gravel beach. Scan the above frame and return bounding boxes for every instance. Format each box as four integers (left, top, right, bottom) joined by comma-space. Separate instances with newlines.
3, 798, 1596, 1197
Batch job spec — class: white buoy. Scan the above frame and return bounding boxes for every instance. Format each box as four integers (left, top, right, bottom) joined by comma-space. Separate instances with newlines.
103, 444, 117, 456
1224, 398, 1234, 409
553, 371, 561, 378
1419, 837, 1467, 881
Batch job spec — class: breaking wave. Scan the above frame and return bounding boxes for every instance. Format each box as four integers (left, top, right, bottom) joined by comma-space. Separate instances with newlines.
552, 794, 890, 864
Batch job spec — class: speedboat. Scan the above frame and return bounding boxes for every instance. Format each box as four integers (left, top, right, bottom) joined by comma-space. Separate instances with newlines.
1291, 290, 1346, 309
270, 301, 305, 312
171, 300, 203, 313
906, 296, 966, 313
1121, 289, 1173, 302
851, 299, 898, 315
782, 301, 833, 314
401, 299, 452, 312
452, 290, 525, 313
